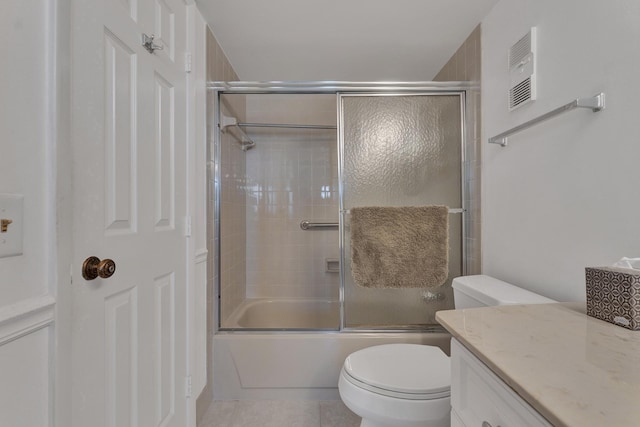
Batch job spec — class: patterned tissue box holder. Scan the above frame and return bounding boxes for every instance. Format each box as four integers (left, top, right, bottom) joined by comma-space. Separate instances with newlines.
585, 267, 640, 330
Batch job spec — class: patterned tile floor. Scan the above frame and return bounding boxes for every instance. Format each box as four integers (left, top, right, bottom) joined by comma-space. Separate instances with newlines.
199, 400, 361, 427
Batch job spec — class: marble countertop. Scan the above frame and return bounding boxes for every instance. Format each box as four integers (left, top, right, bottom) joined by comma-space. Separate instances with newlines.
436, 303, 640, 427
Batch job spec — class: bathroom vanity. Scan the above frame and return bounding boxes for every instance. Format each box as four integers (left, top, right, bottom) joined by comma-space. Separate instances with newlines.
449, 339, 550, 426
437, 303, 640, 427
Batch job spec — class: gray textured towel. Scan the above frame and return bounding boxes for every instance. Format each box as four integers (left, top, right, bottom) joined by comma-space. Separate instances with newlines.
350, 206, 449, 288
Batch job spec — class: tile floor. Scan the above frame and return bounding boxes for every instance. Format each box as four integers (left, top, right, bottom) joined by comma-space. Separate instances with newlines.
199, 400, 361, 427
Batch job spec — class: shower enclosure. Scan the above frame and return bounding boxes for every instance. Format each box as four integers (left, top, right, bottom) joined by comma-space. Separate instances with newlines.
211, 82, 476, 332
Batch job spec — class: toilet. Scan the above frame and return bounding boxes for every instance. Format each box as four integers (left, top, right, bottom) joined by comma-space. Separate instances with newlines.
338, 275, 555, 427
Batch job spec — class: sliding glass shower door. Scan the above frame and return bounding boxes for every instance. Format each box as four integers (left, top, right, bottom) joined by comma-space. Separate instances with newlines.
339, 93, 464, 329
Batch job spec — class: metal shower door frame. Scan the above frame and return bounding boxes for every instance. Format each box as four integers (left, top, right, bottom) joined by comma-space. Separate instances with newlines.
336, 91, 468, 331
210, 82, 472, 333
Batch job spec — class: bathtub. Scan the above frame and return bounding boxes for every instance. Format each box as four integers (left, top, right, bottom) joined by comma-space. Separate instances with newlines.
224, 298, 340, 329
213, 298, 452, 400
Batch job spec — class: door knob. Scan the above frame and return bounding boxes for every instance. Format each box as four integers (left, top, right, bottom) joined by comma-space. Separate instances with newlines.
82, 256, 116, 280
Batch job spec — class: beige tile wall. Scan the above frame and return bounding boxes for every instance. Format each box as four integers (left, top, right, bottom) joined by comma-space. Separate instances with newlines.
434, 25, 482, 275
197, 27, 245, 422
243, 95, 339, 300
206, 30, 244, 330
208, 57, 248, 323
219, 93, 247, 323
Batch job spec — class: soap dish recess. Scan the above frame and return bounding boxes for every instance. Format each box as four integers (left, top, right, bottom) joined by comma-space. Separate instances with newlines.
326, 259, 339, 273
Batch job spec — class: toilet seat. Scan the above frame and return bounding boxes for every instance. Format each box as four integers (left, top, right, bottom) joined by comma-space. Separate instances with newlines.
342, 344, 450, 400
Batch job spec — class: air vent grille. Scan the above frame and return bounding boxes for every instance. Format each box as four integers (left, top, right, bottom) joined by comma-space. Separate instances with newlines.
509, 77, 532, 109
508, 27, 536, 111
509, 32, 532, 69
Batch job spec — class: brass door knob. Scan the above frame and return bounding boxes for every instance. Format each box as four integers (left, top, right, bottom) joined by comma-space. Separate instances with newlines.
82, 256, 116, 280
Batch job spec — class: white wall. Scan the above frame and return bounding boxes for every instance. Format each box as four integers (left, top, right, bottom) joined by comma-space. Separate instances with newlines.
1, 0, 51, 303
482, 0, 640, 301
0, 1, 58, 425
0, 329, 51, 426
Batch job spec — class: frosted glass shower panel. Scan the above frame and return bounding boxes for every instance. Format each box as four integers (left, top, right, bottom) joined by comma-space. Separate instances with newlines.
340, 94, 463, 328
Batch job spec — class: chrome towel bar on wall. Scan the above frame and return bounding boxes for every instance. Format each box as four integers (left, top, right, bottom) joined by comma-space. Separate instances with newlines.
489, 92, 605, 147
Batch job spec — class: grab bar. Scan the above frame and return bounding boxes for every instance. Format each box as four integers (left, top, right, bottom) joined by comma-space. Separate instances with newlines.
300, 220, 338, 230
489, 93, 605, 147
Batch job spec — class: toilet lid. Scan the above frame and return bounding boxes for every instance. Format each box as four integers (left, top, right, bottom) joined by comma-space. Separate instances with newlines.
343, 344, 450, 397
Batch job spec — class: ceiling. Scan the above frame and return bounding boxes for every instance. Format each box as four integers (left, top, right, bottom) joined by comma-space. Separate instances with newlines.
196, 0, 499, 82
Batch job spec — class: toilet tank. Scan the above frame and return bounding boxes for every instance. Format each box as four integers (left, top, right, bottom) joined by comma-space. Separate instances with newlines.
452, 275, 555, 309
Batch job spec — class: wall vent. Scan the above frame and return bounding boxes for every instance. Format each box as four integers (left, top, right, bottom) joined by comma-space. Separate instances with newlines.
508, 27, 536, 110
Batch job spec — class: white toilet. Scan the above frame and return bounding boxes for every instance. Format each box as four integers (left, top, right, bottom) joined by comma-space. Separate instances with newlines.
338, 275, 555, 427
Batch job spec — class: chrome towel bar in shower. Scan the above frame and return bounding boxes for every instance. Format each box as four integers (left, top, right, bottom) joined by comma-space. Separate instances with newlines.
300, 221, 338, 230
300, 209, 465, 230
489, 92, 605, 147
338, 208, 464, 214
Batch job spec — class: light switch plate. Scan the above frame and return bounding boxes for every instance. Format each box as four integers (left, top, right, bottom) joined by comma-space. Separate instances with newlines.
0, 194, 24, 258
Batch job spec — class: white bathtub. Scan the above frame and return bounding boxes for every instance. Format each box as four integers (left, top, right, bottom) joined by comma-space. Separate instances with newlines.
224, 298, 340, 329
214, 298, 452, 400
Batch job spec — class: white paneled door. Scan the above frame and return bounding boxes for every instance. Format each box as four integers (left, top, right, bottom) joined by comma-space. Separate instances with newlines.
71, 0, 189, 426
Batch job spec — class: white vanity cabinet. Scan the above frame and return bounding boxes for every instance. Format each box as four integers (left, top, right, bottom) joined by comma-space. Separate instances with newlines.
438, 303, 640, 426
450, 339, 552, 427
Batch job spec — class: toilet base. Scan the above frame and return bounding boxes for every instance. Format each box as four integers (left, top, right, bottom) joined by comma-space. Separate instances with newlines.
361, 418, 415, 427
339, 369, 450, 427
358, 412, 450, 427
